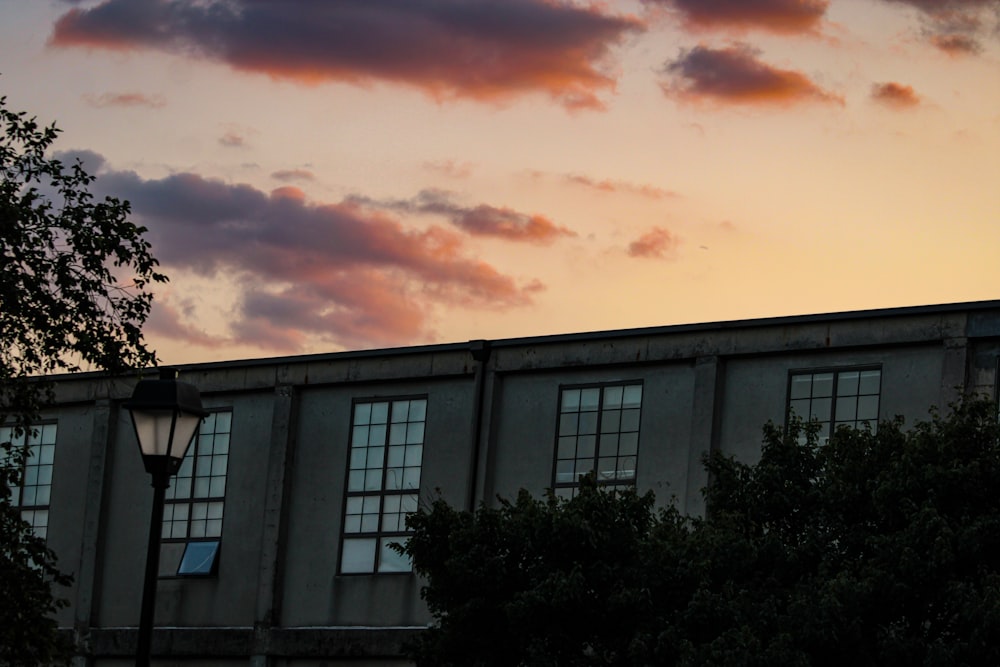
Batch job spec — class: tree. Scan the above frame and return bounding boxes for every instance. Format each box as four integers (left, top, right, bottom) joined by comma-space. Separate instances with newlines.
1, 94, 166, 665
399, 396, 1000, 666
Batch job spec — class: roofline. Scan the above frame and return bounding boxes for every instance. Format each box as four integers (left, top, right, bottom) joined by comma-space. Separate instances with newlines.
176, 298, 1000, 373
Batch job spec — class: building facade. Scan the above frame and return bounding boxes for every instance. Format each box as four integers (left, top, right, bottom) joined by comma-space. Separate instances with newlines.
19, 301, 1000, 665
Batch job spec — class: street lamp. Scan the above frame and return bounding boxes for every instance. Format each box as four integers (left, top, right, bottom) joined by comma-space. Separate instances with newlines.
124, 368, 207, 667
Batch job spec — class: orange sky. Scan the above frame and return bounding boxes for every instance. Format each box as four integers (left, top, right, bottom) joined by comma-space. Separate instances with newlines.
2, 0, 998, 364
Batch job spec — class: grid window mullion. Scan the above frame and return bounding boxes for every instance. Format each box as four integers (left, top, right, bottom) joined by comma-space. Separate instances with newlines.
342, 398, 426, 574
553, 383, 642, 496
163, 410, 231, 545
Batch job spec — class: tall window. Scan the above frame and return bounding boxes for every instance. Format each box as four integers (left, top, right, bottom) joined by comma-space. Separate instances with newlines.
787, 367, 881, 442
1, 423, 56, 539
553, 383, 642, 498
162, 410, 231, 576
341, 397, 426, 574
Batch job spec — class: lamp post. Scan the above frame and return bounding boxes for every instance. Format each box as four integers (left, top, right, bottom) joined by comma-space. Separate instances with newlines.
124, 368, 207, 667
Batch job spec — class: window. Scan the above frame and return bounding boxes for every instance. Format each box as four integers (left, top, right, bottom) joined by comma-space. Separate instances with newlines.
1, 423, 56, 539
162, 410, 231, 576
341, 397, 426, 574
553, 383, 642, 498
787, 367, 881, 442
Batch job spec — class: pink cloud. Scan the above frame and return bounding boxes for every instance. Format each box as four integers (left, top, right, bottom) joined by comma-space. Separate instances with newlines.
564, 174, 677, 200
50, 0, 644, 111
871, 81, 921, 108
87, 166, 538, 351
82, 91, 166, 108
647, 0, 829, 34
661, 43, 844, 107
353, 189, 577, 245
628, 227, 680, 259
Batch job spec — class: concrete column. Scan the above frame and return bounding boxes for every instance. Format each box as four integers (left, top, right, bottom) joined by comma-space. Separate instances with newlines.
71, 398, 116, 667
941, 337, 970, 405
684, 356, 724, 517
250, 384, 298, 665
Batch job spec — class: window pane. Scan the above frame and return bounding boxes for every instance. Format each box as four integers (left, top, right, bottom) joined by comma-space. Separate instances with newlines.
342, 538, 376, 574
857, 395, 879, 421
578, 412, 598, 435
559, 413, 578, 436
836, 396, 858, 422
389, 423, 406, 445
601, 410, 621, 433
177, 541, 220, 576
603, 386, 623, 409
859, 370, 881, 394
811, 398, 832, 422
837, 371, 860, 396
812, 373, 834, 397
622, 385, 642, 409
561, 389, 581, 411
378, 538, 411, 573
790, 375, 812, 399
580, 388, 600, 411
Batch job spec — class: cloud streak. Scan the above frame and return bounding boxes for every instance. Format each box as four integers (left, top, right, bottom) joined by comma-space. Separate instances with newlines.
647, 0, 829, 34
82, 91, 166, 108
50, 0, 644, 110
660, 43, 843, 106
84, 164, 537, 352
354, 189, 577, 244
564, 174, 676, 200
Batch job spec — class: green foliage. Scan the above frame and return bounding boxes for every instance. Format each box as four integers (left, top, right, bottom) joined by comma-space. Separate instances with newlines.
401, 397, 1000, 666
1, 93, 166, 665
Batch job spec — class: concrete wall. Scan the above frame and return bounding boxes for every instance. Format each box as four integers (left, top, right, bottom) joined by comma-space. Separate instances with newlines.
29, 301, 1000, 664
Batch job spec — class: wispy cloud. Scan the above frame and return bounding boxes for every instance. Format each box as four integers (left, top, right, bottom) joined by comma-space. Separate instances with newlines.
219, 131, 246, 148
50, 0, 644, 111
876, 0, 998, 55
352, 189, 576, 244
871, 81, 921, 108
271, 168, 315, 182
564, 174, 676, 200
660, 43, 843, 106
646, 0, 829, 34
82, 91, 166, 108
627, 227, 680, 259
83, 163, 537, 351
424, 160, 476, 179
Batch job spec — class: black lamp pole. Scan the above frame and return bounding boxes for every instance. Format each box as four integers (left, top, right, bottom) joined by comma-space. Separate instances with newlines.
125, 368, 207, 667
135, 458, 171, 667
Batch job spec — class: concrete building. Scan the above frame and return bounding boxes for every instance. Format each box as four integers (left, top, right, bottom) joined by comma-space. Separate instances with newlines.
15, 300, 1000, 665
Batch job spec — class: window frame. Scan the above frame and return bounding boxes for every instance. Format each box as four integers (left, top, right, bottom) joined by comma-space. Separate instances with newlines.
1, 421, 57, 540
338, 394, 428, 575
551, 380, 643, 497
161, 408, 232, 578
785, 365, 883, 441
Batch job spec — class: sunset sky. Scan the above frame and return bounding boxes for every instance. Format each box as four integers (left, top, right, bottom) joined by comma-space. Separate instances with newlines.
2, 0, 998, 365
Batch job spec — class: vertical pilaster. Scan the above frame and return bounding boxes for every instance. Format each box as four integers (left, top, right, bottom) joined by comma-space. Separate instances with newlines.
71, 398, 116, 667
685, 356, 724, 517
250, 384, 298, 666
941, 337, 970, 405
